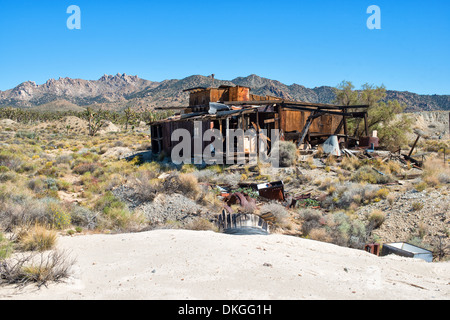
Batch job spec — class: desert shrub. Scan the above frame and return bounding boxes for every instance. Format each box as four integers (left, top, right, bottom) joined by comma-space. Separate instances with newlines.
387, 193, 396, 206
184, 218, 218, 231
411, 201, 424, 211
0, 250, 75, 288
274, 141, 297, 167
55, 154, 73, 165
308, 228, 332, 243
72, 162, 102, 175
130, 173, 162, 202
351, 165, 394, 184
17, 225, 57, 252
162, 173, 201, 201
367, 209, 386, 229
0, 233, 13, 259
375, 188, 389, 199
138, 161, 162, 174
94, 191, 145, 231
260, 202, 291, 228
100, 207, 144, 231
94, 191, 125, 213
0, 166, 16, 182
320, 182, 379, 210
180, 164, 197, 173
299, 208, 324, 236
0, 197, 48, 231
48, 202, 71, 229
69, 205, 97, 230
301, 211, 367, 248
0, 150, 22, 171
340, 157, 361, 171
422, 157, 450, 187
415, 181, 428, 192
327, 212, 367, 248
15, 131, 37, 140
193, 169, 241, 187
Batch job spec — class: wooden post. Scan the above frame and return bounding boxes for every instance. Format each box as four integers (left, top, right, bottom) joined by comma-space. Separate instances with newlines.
408, 135, 421, 158
363, 112, 369, 137
343, 108, 348, 145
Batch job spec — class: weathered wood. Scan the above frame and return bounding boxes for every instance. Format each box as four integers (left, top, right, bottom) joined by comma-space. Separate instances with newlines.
408, 135, 421, 158
297, 112, 324, 147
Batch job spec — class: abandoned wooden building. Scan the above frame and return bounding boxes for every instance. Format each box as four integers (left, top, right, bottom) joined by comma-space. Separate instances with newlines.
149, 85, 370, 161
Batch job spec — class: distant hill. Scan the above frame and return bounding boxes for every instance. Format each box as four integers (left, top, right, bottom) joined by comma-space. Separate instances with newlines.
1, 74, 449, 112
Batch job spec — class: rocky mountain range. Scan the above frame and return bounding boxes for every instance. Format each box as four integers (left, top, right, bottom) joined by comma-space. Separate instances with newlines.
1, 73, 449, 112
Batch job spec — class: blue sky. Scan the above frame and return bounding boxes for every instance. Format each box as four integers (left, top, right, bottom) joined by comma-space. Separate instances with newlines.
0, 0, 449, 94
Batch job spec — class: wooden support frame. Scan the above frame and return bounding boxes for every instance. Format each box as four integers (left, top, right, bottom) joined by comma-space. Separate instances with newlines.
297, 111, 324, 148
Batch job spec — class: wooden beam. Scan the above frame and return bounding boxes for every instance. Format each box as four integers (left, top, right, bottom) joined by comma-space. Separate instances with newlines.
408, 135, 421, 158
297, 112, 324, 148
283, 105, 367, 118
223, 99, 369, 110
364, 113, 369, 137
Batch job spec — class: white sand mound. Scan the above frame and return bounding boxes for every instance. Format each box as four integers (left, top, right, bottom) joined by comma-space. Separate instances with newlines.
0, 230, 448, 300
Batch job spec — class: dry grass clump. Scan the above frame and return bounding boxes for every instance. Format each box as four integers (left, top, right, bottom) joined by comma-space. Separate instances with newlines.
260, 202, 291, 228
367, 209, 386, 229
17, 225, 57, 252
299, 208, 324, 236
340, 156, 361, 171
72, 162, 102, 175
422, 157, 450, 187
184, 218, 218, 232
320, 182, 380, 210
308, 228, 332, 243
0, 250, 75, 288
162, 173, 202, 201
128, 170, 162, 202
351, 165, 394, 184
299, 210, 367, 249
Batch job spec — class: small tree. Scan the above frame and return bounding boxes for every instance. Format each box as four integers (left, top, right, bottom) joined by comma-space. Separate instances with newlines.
84, 107, 104, 136
123, 106, 137, 131
334, 81, 413, 151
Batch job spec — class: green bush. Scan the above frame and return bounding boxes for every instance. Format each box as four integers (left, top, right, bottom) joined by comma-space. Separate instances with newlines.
351, 165, 394, 184
0, 233, 13, 259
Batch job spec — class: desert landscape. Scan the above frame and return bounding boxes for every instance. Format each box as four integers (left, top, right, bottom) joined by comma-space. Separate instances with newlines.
0, 102, 449, 299
2, 0, 449, 303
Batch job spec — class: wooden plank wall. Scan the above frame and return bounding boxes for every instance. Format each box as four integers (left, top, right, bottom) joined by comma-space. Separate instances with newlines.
279, 109, 343, 135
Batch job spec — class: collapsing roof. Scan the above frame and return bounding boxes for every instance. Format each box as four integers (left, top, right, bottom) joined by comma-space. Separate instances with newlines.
149, 85, 370, 160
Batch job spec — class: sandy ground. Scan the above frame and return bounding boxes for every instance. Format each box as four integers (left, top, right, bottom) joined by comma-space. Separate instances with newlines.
0, 229, 449, 300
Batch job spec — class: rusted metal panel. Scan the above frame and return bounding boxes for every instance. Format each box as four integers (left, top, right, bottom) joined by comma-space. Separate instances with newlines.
257, 181, 285, 201
359, 137, 380, 148
364, 243, 380, 256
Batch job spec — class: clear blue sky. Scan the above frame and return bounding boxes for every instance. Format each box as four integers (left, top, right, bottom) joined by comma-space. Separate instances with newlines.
0, 0, 449, 94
